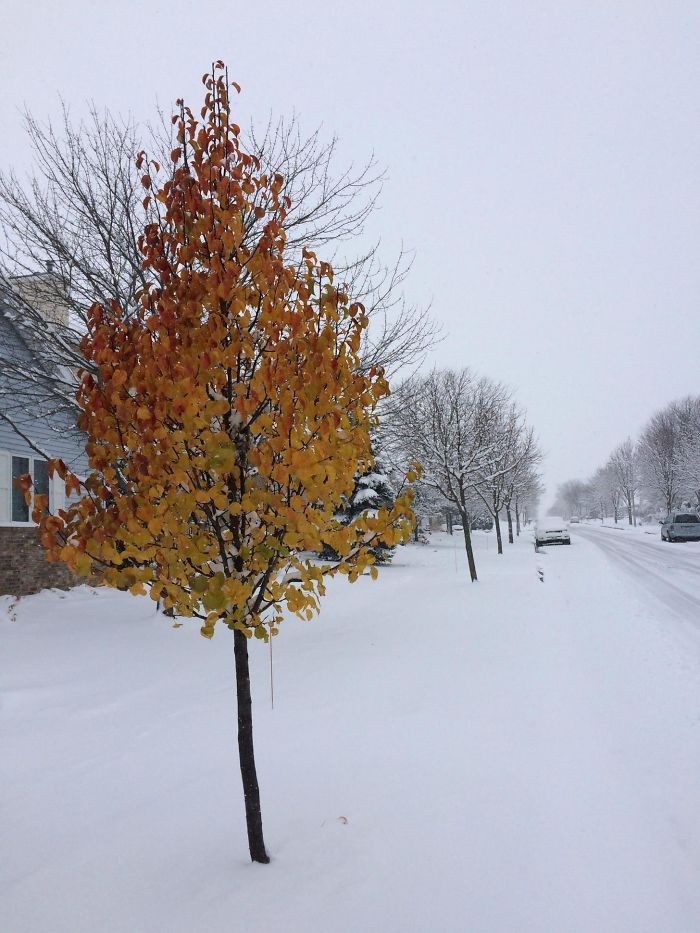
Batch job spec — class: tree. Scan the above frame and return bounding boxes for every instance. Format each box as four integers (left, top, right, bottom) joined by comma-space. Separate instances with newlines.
407, 478, 445, 543
638, 408, 681, 515
502, 429, 541, 543
343, 442, 398, 564
672, 396, 700, 508
0, 88, 438, 456
515, 470, 543, 530
591, 463, 621, 523
552, 478, 591, 519
390, 369, 513, 581
475, 402, 540, 552
22, 65, 414, 864
608, 438, 639, 525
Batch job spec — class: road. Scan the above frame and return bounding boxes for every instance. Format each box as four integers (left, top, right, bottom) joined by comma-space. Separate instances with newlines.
572, 522, 700, 619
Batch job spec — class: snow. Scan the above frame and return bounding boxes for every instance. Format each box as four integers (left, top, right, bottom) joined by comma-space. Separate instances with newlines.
3, 531, 700, 932
356, 471, 388, 488
535, 514, 569, 531
351, 485, 380, 506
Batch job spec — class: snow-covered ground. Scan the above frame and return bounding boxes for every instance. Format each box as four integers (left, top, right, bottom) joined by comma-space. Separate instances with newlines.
3, 530, 700, 933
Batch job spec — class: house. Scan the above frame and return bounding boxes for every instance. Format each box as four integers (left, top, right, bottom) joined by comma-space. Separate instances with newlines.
0, 274, 88, 596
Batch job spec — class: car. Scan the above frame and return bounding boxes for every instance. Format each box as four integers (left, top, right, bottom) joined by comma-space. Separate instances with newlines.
660, 511, 700, 542
535, 517, 571, 546
570, 515, 580, 523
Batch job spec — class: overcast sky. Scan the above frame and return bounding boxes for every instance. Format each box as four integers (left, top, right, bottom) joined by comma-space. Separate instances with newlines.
2, 0, 699, 502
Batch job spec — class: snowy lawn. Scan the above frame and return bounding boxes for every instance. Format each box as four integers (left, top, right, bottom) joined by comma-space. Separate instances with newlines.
3, 531, 700, 932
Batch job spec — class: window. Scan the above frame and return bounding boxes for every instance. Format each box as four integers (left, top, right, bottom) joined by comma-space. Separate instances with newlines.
674, 513, 700, 524
0, 454, 53, 524
11, 456, 30, 522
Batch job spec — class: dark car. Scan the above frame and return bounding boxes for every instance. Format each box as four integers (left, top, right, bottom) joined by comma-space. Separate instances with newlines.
660, 512, 700, 542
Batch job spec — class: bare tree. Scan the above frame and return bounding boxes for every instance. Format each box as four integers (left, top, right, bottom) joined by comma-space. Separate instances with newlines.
515, 470, 544, 531
550, 478, 595, 519
672, 396, 700, 508
471, 400, 534, 554
502, 428, 542, 543
0, 105, 149, 456
590, 463, 621, 523
0, 100, 438, 451
389, 369, 518, 581
638, 408, 682, 515
607, 439, 639, 525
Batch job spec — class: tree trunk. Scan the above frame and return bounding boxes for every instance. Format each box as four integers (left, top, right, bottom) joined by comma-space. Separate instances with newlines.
461, 519, 478, 582
493, 509, 503, 554
627, 498, 633, 525
233, 629, 270, 864
506, 504, 514, 544
515, 499, 521, 537
446, 511, 453, 535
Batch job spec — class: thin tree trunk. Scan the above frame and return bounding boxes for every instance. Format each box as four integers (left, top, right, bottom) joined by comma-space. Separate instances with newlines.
506, 504, 514, 544
446, 511, 453, 535
515, 498, 521, 537
461, 518, 478, 582
494, 510, 503, 554
233, 629, 270, 864
627, 497, 633, 525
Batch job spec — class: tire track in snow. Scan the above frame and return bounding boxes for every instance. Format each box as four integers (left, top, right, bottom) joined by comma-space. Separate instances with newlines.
574, 525, 700, 621
589, 528, 700, 573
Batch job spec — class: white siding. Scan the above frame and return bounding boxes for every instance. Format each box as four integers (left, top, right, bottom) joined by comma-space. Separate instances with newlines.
51, 472, 66, 514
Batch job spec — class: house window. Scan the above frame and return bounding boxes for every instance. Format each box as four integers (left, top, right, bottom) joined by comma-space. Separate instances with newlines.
11, 456, 30, 522
8, 455, 52, 523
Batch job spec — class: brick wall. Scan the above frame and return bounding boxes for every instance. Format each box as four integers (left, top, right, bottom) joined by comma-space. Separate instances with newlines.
0, 527, 80, 597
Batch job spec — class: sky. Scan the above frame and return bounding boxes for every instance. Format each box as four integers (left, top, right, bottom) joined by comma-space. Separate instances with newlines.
2, 0, 699, 502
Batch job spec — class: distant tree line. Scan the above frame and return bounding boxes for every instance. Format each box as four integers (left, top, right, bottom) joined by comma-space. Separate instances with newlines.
551, 395, 700, 522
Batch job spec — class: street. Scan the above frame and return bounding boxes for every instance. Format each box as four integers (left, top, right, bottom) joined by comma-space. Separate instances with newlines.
571, 523, 700, 620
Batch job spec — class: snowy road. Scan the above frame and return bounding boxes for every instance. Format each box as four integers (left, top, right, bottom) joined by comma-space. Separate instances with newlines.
571, 523, 700, 621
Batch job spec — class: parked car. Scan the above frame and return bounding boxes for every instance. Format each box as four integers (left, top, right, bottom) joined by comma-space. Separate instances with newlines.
535, 518, 571, 546
569, 515, 580, 523
660, 512, 700, 542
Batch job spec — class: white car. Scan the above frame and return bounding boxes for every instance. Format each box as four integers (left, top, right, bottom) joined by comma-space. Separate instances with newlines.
535, 518, 571, 546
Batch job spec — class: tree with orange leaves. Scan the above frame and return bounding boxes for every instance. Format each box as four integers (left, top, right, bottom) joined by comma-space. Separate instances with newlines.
24, 64, 416, 863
